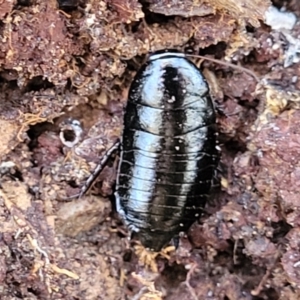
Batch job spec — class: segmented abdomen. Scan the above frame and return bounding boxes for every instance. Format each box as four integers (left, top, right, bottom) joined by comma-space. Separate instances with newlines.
115, 51, 218, 251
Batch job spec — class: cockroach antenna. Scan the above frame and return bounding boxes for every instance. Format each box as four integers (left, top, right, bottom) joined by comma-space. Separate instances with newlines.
186, 53, 260, 83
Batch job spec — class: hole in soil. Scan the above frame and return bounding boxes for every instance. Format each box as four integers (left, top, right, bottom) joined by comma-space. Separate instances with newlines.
271, 0, 285, 9
65, 77, 73, 91
0, 79, 18, 91
242, 50, 258, 65
144, 11, 174, 24
61, 129, 76, 142
270, 221, 292, 243
140, 1, 175, 25
17, 0, 32, 6
27, 287, 42, 297
161, 263, 188, 286
237, 98, 260, 109
199, 42, 227, 59
67, 180, 78, 188
57, 0, 80, 11
224, 139, 247, 153
123, 249, 132, 262
8, 168, 24, 182
24, 76, 54, 92
27, 121, 57, 151
246, 25, 256, 33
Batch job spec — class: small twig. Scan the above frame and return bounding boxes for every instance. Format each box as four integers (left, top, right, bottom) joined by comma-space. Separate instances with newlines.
251, 249, 281, 296
184, 263, 199, 300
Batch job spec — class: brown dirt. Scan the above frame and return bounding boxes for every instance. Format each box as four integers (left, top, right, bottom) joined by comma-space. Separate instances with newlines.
1, 0, 300, 299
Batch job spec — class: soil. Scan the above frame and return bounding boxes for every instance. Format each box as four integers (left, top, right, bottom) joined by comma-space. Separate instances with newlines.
0, 0, 300, 299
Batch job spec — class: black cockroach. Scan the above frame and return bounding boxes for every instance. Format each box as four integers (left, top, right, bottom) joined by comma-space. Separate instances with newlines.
76, 50, 259, 251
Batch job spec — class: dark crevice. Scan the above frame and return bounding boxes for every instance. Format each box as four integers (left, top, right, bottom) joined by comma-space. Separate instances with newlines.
223, 139, 247, 153
245, 25, 256, 33
139, 0, 175, 25
161, 264, 188, 286
271, 221, 292, 243
16, 0, 32, 6
237, 98, 260, 109
199, 42, 227, 59
57, 0, 82, 11
67, 180, 79, 188
8, 168, 24, 182
61, 129, 76, 142
23, 76, 55, 93
0, 20, 5, 37
27, 122, 57, 151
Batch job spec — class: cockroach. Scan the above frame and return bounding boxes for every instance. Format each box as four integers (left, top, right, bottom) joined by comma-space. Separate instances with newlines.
76, 50, 259, 251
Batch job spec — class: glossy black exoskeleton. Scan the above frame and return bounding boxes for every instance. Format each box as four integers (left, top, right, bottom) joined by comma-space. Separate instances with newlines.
115, 51, 219, 251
